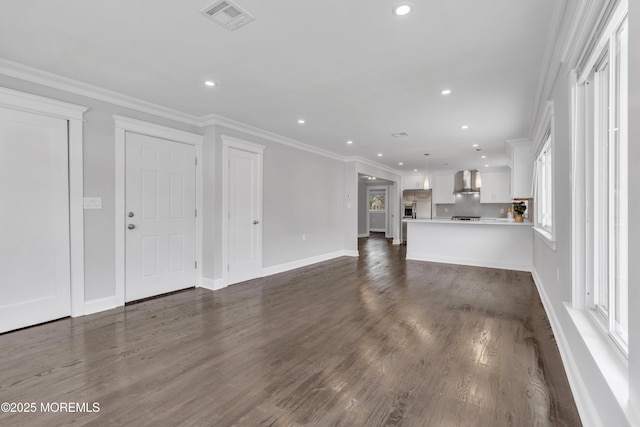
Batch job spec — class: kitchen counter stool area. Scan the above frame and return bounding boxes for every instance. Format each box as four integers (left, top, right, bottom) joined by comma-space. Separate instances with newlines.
403, 219, 533, 272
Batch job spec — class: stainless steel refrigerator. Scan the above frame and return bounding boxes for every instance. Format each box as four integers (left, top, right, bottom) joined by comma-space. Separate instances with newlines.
402, 189, 432, 243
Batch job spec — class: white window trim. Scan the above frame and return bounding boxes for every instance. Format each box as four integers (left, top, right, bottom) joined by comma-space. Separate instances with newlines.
568, 0, 632, 422
574, 6, 629, 356
532, 101, 556, 250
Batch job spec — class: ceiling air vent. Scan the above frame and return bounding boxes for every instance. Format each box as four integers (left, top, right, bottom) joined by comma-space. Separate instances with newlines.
391, 132, 409, 138
199, 0, 255, 31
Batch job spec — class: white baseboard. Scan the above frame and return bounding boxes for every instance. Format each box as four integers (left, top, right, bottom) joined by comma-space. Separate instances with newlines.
531, 268, 601, 427
358, 233, 370, 238
369, 228, 385, 232
406, 252, 531, 272
200, 277, 226, 291
392, 239, 401, 245
83, 296, 120, 316
342, 250, 359, 257
262, 250, 357, 277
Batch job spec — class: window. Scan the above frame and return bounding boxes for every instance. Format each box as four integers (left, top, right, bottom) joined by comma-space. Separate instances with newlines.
586, 14, 628, 353
532, 102, 555, 246
573, 1, 628, 356
369, 193, 385, 211
535, 132, 553, 232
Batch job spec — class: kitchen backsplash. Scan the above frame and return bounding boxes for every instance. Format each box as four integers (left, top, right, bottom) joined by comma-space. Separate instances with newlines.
435, 202, 513, 218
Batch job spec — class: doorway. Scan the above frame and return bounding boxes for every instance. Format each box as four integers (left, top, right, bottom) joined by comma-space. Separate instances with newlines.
222, 136, 265, 286
366, 186, 389, 235
124, 132, 197, 302
0, 91, 86, 333
114, 116, 203, 308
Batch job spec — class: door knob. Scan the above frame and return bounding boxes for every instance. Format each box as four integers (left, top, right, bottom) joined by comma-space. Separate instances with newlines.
128, 212, 135, 218
253, 220, 259, 225
128, 224, 136, 230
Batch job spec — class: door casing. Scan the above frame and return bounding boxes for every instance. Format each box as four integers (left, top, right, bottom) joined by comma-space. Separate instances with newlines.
114, 116, 203, 309
0, 87, 87, 318
221, 135, 265, 287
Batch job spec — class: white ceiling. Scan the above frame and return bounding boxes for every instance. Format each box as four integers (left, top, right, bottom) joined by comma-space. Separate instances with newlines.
0, 0, 556, 173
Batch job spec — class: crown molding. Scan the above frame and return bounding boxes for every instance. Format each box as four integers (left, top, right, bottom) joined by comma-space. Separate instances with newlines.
0, 58, 201, 126
202, 112, 346, 162
113, 115, 203, 146
506, 138, 532, 147
0, 86, 87, 120
528, 0, 568, 141
0, 59, 416, 171
561, 0, 603, 69
345, 156, 403, 177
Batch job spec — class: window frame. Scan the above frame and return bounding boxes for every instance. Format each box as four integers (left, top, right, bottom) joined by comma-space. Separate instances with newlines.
575, 2, 629, 357
532, 101, 556, 249
369, 193, 386, 212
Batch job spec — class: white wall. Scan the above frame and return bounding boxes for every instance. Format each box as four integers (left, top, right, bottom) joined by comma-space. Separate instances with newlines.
343, 161, 359, 254
0, 75, 353, 305
204, 125, 346, 283
0, 74, 202, 304
357, 182, 367, 236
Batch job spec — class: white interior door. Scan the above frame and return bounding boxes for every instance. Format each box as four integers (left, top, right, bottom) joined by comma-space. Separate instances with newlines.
228, 147, 261, 284
125, 132, 196, 302
0, 106, 71, 333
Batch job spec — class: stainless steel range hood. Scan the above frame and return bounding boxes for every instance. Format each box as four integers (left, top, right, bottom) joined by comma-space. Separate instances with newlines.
453, 170, 482, 194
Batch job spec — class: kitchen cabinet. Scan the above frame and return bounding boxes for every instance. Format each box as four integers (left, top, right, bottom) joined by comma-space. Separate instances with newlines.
402, 174, 425, 191
480, 171, 511, 203
432, 174, 455, 204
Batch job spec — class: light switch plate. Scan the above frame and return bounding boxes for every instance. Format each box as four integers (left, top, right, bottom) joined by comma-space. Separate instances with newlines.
83, 197, 102, 209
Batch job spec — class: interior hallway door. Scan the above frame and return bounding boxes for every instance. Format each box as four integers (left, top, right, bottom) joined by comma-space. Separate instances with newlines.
125, 132, 196, 302
227, 146, 262, 284
0, 106, 71, 333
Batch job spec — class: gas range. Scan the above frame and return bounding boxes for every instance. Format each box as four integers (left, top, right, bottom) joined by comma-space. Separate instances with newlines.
451, 216, 481, 221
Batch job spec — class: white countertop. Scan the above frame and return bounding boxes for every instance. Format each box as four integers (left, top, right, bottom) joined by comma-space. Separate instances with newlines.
403, 218, 533, 226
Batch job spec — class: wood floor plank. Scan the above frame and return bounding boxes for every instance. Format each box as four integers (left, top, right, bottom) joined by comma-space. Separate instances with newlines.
0, 234, 581, 426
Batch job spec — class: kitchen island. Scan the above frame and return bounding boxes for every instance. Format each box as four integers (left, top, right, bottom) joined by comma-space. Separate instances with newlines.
403, 218, 533, 271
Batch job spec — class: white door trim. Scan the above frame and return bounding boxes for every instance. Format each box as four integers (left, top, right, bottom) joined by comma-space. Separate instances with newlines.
114, 115, 203, 308
221, 135, 265, 288
0, 87, 88, 317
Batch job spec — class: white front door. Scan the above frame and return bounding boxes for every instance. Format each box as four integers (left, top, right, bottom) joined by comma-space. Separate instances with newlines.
125, 132, 196, 302
0, 106, 71, 333
228, 147, 261, 284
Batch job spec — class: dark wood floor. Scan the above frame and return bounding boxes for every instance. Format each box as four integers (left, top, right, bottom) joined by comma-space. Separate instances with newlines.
0, 234, 581, 426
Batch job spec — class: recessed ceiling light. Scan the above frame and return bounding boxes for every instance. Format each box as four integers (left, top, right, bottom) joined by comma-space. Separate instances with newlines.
204, 80, 216, 87
393, 3, 412, 16
441, 89, 452, 95
481, 155, 487, 159
484, 164, 489, 167
346, 140, 353, 144
413, 169, 418, 172
297, 119, 305, 125
461, 125, 469, 130
472, 144, 479, 147
377, 153, 383, 157
398, 162, 404, 166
